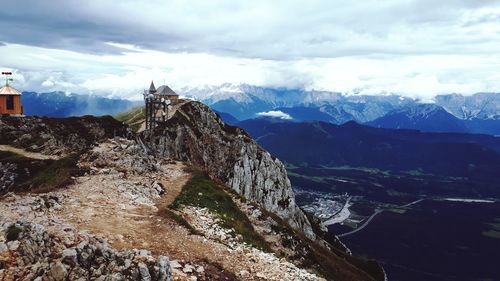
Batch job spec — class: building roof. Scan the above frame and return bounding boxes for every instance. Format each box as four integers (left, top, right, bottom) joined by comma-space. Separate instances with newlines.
0, 85, 21, 96
155, 85, 178, 96
149, 81, 156, 92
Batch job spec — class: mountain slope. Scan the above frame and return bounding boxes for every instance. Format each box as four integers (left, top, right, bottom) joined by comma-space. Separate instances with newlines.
22, 91, 140, 117
182, 85, 500, 134
1, 103, 382, 281
116, 102, 385, 280
238, 119, 500, 185
435, 92, 500, 120
367, 104, 469, 133
213, 109, 239, 125
367, 103, 500, 135
145, 101, 315, 239
181, 84, 416, 122
464, 118, 500, 135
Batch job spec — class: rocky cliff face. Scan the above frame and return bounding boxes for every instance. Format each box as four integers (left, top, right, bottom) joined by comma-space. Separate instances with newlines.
145, 101, 315, 239
0, 108, 382, 280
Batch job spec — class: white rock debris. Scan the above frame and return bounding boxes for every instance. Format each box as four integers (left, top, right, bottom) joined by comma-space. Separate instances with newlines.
0, 137, 327, 281
181, 206, 323, 281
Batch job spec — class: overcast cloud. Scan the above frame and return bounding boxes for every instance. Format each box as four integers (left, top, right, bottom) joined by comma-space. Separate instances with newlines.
1, 0, 500, 100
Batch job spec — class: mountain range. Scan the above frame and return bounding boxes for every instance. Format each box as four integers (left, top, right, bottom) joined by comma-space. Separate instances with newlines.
19, 85, 500, 135
235, 117, 500, 198
22, 91, 140, 117
366, 104, 500, 135
180, 84, 500, 135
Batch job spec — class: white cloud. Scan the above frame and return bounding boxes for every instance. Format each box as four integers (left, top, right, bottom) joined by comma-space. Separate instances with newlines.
257, 110, 293, 120
41, 80, 54, 87
1, 1, 500, 99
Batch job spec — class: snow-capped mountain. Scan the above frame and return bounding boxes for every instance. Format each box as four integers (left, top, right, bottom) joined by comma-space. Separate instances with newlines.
21, 85, 499, 135
435, 93, 500, 120
367, 104, 469, 133
180, 84, 416, 121
180, 84, 500, 135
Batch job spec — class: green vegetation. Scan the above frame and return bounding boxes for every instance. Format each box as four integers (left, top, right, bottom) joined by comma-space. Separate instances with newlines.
482, 230, 500, 239
386, 189, 408, 197
5, 225, 23, 241
387, 208, 407, 214
482, 222, 500, 239
0, 150, 26, 162
170, 169, 270, 251
22, 155, 80, 193
0, 150, 80, 193
114, 107, 145, 132
114, 106, 144, 123
487, 222, 500, 231
286, 171, 332, 184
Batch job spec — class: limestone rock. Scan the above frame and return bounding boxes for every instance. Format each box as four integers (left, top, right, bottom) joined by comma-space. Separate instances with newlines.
0, 220, 172, 281
146, 101, 315, 239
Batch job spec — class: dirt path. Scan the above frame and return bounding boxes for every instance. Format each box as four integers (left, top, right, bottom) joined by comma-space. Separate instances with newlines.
53, 165, 262, 279
0, 144, 60, 160
0, 139, 323, 280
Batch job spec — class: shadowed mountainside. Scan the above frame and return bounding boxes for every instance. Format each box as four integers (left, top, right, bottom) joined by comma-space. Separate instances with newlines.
238, 118, 500, 185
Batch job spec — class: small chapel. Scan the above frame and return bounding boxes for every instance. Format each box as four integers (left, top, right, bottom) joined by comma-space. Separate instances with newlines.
143, 81, 180, 130
0, 72, 23, 116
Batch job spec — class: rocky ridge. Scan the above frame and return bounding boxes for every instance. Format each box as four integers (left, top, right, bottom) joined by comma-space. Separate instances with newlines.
0, 105, 382, 281
146, 101, 315, 239
180, 206, 321, 281
0, 115, 130, 156
0, 138, 329, 280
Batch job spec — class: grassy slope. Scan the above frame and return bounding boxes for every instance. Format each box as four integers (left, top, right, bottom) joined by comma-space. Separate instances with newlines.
0, 150, 80, 194
167, 167, 382, 281
114, 106, 145, 132
169, 169, 270, 251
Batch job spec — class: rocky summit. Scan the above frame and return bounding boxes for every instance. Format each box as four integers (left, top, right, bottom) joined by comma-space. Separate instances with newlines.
145, 101, 315, 239
0, 100, 381, 281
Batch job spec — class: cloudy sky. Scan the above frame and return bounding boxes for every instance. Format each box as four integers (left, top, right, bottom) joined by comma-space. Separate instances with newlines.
1, 0, 500, 100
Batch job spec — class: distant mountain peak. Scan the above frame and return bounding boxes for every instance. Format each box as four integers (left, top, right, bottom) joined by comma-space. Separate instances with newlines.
396, 103, 445, 119
367, 104, 469, 133
435, 92, 500, 120
21, 91, 140, 117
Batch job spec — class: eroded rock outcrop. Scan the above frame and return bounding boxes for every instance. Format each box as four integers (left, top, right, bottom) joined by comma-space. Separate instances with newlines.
0, 115, 130, 156
0, 220, 172, 281
145, 101, 315, 239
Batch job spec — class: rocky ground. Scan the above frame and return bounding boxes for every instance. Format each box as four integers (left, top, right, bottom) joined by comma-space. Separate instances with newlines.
0, 138, 324, 281
146, 101, 315, 239
181, 206, 320, 280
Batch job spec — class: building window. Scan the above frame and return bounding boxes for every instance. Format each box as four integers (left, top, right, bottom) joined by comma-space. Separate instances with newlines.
6, 95, 14, 110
